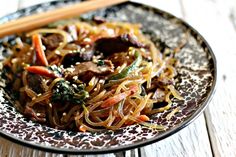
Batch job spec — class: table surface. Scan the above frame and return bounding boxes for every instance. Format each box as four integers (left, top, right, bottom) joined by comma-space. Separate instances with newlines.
0, 0, 235, 156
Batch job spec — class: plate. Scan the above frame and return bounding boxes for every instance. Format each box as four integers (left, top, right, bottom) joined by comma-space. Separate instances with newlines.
0, 0, 217, 154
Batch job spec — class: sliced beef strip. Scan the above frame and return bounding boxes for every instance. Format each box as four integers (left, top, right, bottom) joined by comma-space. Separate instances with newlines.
95, 33, 146, 54
61, 47, 94, 68
42, 34, 64, 50
106, 52, 135, 67
27, 73, 45, 94
65, 60, 114, 82
152, 88, 166, 101
157, 77, 174, 86
147, 77, 174, 92
152, 88, 168, 108
148, 76, 174, 107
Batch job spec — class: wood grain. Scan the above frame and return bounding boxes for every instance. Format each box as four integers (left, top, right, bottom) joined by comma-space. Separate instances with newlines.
140, 115, 212, 157
0, 137, 64, 157
181, 0, 236, 156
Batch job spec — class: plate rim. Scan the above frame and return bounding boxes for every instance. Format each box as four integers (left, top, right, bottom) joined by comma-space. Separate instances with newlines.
0, 0, 217, 154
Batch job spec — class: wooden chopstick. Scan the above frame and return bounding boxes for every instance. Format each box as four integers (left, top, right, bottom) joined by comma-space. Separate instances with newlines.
0, 0, 128, 38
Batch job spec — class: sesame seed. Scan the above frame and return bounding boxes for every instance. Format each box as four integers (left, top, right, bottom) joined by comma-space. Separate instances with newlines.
99, 79, 105, 84
140, 48, 146, 52
100, 67, 107, 71
66, 67, 75, 73
55, 50, 60, 55
72, 84, 77, 88
81, 48, 85, 52
72, 76, 78, 80
83, 38, 91, 42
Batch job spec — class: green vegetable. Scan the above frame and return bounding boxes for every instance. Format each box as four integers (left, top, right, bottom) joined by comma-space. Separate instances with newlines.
108, 50, 142, 81
52, 80, 89, 105
97, 60, 105, 66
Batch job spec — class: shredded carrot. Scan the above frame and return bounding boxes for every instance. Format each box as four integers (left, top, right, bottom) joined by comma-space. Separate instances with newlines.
101, 92, 127, 108
128, 85, 139, 94
125, 115, 150, 125
32, 34, 48, 66
79, 125, 87, 132
101, 85, 138, 108
125, 120, 134, 125
137, 115, 150, 122
25, 66, 59, 78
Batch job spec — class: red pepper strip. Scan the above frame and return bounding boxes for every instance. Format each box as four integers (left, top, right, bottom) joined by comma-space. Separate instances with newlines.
32, 34, 48, 66
25, 66, 60, 78
101, 85, 138, 108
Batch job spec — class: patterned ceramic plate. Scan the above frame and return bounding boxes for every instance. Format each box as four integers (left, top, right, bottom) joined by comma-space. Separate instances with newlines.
0, 0, 216, 154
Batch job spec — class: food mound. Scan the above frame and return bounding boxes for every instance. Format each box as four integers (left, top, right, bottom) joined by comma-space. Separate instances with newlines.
2, 17, 183, 132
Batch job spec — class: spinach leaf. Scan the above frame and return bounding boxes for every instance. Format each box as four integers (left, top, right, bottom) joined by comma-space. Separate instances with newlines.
51, 80, 89, 105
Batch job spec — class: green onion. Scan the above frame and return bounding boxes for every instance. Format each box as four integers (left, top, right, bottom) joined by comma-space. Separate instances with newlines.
108, 50, 142, 81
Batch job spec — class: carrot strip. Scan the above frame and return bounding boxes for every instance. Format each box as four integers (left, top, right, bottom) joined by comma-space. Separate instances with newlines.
128, 85, 139, 94
79, 125, 87, 132
137, 115, 150, 122
101, 85, 138, 108
25, 66, 59, 78
101, 92, 128, 108
125, 115, 150, 125
32, 34, 48, 66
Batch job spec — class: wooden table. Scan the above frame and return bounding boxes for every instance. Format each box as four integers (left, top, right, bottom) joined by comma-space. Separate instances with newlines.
0, 0, 235, 156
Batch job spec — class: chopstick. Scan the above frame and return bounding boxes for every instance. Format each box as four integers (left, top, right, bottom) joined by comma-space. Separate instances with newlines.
0, 0, 128, 38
